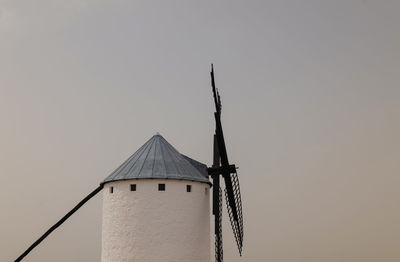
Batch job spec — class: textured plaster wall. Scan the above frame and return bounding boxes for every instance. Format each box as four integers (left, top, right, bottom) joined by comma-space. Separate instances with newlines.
101, 179, 211, 262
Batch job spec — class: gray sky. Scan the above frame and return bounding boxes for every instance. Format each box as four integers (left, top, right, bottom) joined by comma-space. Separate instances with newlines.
1, 0, 400, 261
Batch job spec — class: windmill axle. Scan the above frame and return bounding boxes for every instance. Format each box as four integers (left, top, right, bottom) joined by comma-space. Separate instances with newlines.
207, 165, 237, 176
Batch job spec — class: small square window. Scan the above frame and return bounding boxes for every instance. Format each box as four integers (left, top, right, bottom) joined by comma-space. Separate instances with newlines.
109, 187, 113, 194
186, 185, 192, 192
130, 184, 136, 191
158, 184, 165, 191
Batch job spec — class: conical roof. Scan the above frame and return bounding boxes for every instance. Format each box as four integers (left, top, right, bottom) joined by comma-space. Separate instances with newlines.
103, 133, 210, 184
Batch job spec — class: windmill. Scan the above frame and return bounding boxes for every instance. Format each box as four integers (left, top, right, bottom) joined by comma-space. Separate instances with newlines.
14, 65, 244, 262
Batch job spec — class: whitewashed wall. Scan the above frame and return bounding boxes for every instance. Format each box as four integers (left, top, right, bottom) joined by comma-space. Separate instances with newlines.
101, 179, 211, 262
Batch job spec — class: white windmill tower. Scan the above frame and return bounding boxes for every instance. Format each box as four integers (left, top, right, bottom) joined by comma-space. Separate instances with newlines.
14, 65, 244, 262
101, 133, 211, 262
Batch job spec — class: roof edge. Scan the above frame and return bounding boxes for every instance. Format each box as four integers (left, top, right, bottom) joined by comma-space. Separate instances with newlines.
101, 177, 212, 186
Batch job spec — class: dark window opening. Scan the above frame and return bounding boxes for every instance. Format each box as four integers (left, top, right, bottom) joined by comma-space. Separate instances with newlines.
158, 183, 165, 191
109, 187, 113, 194
186, 185, 192, 192
130, 184, 136, 191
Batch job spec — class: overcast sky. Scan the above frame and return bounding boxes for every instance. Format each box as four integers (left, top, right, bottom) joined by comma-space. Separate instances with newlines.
1, 1, 400, 261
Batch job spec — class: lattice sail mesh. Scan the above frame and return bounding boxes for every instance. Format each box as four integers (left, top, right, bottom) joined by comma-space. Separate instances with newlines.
224, 172, 243, 255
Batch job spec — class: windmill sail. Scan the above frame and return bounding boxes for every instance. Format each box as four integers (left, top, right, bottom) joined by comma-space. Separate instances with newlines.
208, 65, 244, 260
224, 171, 243, 254
212, 134, 223, 262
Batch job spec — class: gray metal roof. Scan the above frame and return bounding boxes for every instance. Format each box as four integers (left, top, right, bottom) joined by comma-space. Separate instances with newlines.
103, 133, 210, 184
